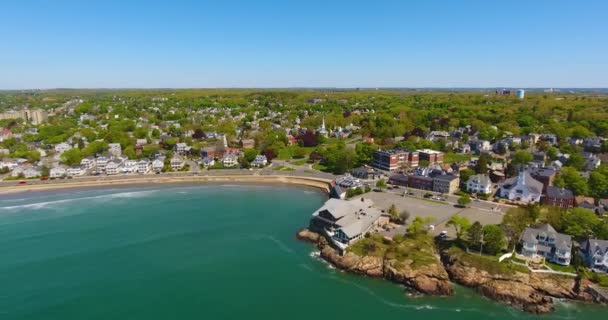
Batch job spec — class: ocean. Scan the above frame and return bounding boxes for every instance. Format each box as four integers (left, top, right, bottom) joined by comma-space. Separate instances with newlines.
0, 185, 603, 319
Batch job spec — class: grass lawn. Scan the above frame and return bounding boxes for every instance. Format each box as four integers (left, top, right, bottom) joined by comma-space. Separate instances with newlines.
312, 163, 329, 172
545, 261, 577, 273
348, 234, 439, 269
448, 247, 529, 275
443, 152, 472, 164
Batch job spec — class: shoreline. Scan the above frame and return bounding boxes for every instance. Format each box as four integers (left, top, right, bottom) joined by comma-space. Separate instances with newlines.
0, 174, 333, 195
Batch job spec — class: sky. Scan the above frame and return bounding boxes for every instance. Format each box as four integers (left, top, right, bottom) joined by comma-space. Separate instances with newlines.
1, 0, 607, 89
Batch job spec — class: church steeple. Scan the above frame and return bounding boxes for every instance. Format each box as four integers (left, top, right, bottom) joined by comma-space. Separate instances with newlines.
322, 114, 326, 130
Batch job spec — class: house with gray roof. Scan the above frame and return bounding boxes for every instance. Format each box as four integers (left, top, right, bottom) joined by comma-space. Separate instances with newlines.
310, 198, 389, 252
520, 224, 572, 266
499, 169, 543, 203
581, 239, 608, 273
466, 174, 492, 194
544, 186, 575, 209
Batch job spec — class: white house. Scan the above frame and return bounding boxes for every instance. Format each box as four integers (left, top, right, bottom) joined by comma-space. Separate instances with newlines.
170, 156, 185, 171
222, 153, 238, 167
152, 159, 164, 172
520, 224, 572, 266
581, 239, 608, 273
121, 160, 138, 173
466, 174, 493, 194
251, 155, 267, 167
105, 160, 123, 175
67, 166, 85, 177
108, 143, 122, 157
54, 143, 72, 154
50, 167, 67, 178
0, 159, 18, 170
499, 170, 543, 203
80, 157, 96, 170
137, 160, 151, 173
24, 167, 41, 179
201, 157, 215, 167
174, 143, 191, 155
96, 156, 109, 171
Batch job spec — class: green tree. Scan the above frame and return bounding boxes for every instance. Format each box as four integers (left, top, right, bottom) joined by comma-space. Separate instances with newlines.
588, 171, 608, 199
482, 224, 506, 255
40, 165, 50, 178
388, 204, 398, 221
467, 221, 483, 248
457, 194, 471, 207
376, 178, 387, 190
447, 215, 471, 241
459, 168, 475, 188
566, 153, 585, 171
562, 208, 601, 238
554, 167, 588, 195
399, 210, 411, 224
511, 150, 533, 166
355, 142, 377, 166
501, 207, 534, 249
60, 148, 83, 166
407, 216, 435, 238
243, 148, 259, 163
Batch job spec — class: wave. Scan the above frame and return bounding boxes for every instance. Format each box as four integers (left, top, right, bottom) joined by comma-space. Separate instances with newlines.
0, 190, 158, 211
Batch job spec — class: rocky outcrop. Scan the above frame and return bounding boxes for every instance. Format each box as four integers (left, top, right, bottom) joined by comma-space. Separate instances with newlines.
297, 228, 603, 314
441, 250, 594, 314
297, 229, 452, 296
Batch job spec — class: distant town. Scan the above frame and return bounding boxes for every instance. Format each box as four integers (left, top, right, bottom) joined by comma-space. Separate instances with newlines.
1, 89, 608, 302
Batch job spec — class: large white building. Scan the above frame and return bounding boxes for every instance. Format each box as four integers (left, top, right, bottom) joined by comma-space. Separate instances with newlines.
499, 170, 543, 203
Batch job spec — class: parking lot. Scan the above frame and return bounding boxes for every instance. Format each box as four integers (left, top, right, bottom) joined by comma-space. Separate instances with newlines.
352, 190, 505, 239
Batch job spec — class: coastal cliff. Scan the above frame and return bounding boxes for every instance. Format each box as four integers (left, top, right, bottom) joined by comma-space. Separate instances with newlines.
297, 229, 452, 296
441, 248, 595, 314
298, 229, 603, 314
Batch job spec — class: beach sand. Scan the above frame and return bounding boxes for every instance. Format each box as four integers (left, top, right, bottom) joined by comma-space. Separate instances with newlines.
0, 174, 333, 195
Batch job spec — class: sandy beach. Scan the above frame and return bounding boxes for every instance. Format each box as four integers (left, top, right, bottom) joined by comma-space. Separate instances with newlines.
0, 174, 334, 195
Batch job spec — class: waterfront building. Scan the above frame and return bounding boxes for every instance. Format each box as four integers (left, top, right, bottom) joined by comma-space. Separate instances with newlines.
105, 160, 122, 175
251, 155, 267, 167
152, 159, 164, 172
80, 157, 96, 170
309, 198, 389, 251
66, 166, 85, 177
222, 153, 238, 167
137, 160, 151, 173
170, 156, 185, 171
581, 239, 608, 273
50, 167, 67, 178
520, 224, 572, 266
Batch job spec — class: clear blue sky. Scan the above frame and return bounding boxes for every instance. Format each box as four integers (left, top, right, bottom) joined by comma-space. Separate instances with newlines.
1, 0, 607, 89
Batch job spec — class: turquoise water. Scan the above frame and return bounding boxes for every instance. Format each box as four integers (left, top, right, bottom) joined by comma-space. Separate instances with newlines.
0, 185, 604, 320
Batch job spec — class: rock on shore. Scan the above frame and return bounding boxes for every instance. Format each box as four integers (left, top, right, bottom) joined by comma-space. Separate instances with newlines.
296, 229, 453, 296
441, 249, 594, 314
